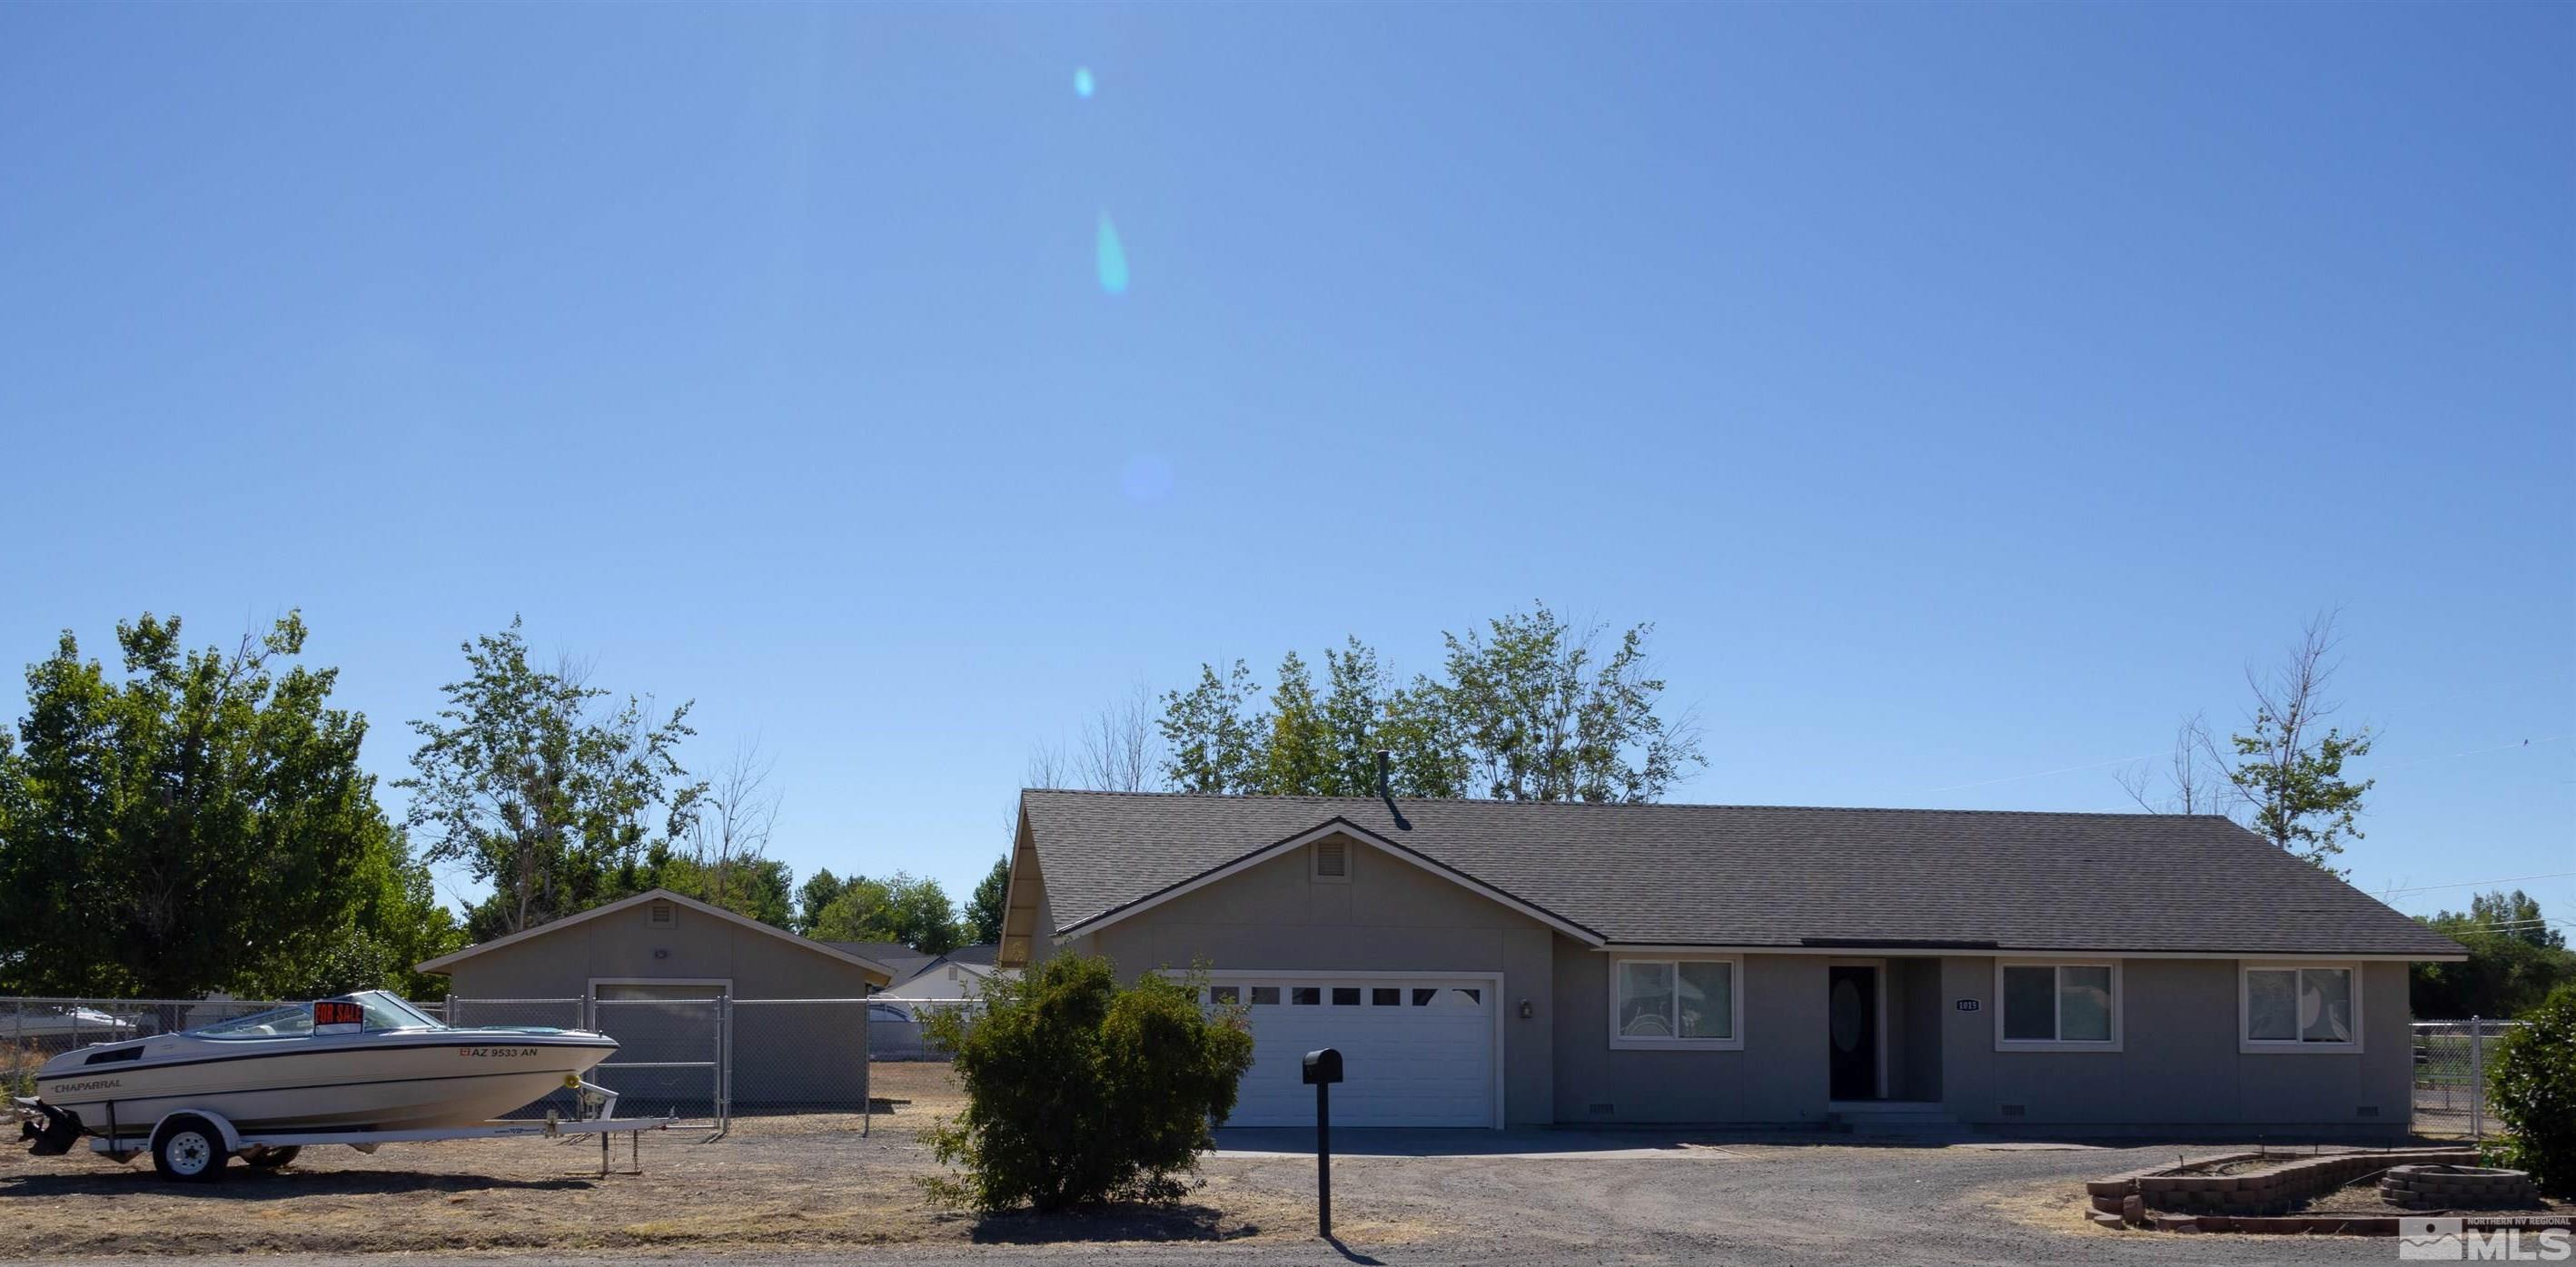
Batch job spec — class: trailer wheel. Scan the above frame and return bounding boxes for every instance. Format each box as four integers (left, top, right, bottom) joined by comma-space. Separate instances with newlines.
243, 1146, 300, 1169
152, 1116, 228, 1182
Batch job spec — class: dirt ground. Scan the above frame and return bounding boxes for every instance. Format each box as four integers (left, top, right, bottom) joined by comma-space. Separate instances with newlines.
0, 1064, 1443, 1258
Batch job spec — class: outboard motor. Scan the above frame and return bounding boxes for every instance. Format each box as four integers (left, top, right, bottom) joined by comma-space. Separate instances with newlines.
20, 1103, 82, 1156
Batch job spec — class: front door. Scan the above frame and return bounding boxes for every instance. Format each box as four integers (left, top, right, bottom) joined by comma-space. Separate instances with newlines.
1828, 965, 1878, 1101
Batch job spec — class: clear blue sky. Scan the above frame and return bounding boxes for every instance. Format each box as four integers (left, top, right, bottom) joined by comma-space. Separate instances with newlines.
4, 5, 2568, 926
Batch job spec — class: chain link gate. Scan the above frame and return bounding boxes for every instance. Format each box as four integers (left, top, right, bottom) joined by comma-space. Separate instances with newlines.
2412, 1017, 2520, 1139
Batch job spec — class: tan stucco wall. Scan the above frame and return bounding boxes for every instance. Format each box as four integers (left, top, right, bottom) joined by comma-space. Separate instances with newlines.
1062, 839, 1559, 1126
1937, 956, 2413, 1136
1549, 946, 1835, 1125
1551, 949, 2412, 1133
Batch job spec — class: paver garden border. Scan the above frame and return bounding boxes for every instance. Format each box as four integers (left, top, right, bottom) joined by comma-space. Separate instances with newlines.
2082, 1147, 2500, 1233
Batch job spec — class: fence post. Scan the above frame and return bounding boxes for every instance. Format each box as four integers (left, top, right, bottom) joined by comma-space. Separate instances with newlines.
718, 995, 732, 1129
444, 993, 455, 1028
2469, 1015, 2483, 1142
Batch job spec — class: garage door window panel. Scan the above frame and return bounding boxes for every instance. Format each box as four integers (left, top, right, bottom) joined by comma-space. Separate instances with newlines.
1202, 975, 1500, 1128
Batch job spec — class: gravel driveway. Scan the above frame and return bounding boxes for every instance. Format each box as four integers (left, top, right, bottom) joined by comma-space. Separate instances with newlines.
19, 1106, 2432, 1265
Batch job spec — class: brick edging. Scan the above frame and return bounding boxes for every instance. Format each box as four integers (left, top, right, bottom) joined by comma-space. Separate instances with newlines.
2084, 1147, 2483, 1228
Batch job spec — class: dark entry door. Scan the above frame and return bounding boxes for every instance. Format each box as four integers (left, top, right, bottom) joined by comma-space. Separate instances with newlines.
1828, 965, 1878, 1101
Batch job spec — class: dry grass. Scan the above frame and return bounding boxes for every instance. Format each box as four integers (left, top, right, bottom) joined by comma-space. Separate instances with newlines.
1974, 1180, 2121, 1236
0, 1063, 1442, 1257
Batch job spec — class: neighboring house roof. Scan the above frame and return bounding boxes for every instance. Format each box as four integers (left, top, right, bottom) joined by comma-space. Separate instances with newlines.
821, 940, 937, 985
858, 944, 1006, 995
417, 888, 898, 983
1019, 791, 2465, 958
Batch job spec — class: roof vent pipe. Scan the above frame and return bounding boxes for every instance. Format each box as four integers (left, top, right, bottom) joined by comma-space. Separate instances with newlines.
1376, 750, 1412, 831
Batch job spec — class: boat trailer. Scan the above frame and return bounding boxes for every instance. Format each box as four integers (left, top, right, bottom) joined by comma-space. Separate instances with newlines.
15, 1077, 672, 1180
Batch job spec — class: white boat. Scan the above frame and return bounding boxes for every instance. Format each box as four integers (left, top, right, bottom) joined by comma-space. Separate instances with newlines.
22, 992, 615, 1145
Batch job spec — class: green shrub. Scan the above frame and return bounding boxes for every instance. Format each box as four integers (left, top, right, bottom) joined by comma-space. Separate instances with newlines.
2487, 982, 2576, 1195
920, 954, 1254, 1213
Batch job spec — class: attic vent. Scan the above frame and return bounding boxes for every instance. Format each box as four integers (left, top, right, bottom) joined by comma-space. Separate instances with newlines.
1313, 839, 1350, 882
2000, 1104, 2026, 1117
647, 900, 676, 928
2357, 1105, 2381, 1119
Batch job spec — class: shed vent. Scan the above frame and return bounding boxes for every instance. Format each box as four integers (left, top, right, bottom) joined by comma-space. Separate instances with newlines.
1999, 1104, 2026, 1117
1313, 839, 1350, 882
647, 900, 676, 928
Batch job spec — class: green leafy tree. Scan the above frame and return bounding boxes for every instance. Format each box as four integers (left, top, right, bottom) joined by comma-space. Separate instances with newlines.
2118, 612, 2378, 873
1156, 660, 1267, 794
623, 848, 795, 929
2468, 890, 2566, 951
1152, 608, 1700, 803
809, 871, 963, 953
1433, 604, 1702, 802
963, 855, 1012, 945
921, 954, 1254, 1213
2412, 890, 2576, 1018
796, 867, 850, 935
2486, 982, 2576, 1195
1258, 651, 1337, 796
0, 613, 394, 996
398, 619, 704, 939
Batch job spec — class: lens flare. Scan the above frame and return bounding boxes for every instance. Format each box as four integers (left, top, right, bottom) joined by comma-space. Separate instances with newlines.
1074, 67, 1095, 99
1095, 213, 1128, 295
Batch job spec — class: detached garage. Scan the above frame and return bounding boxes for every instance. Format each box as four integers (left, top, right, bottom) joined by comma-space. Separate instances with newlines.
417, 888, 896, 1109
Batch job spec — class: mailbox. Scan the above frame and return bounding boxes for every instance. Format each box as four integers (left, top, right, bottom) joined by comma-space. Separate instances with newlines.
1302, 1047, 1343, 1085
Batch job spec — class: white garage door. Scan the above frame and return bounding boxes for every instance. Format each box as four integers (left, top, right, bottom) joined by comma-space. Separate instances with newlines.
1204, 975, 1497, 1128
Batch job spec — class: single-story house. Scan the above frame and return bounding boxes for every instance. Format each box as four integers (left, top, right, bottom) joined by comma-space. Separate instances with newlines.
418, 888, 895, 1107
819, 941, 1005, 999
997, 790, 2465, 1136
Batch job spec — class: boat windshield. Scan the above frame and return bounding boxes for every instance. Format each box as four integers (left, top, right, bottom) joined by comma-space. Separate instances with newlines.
190, 992, 447, 1039
351, 991, 444, 1031
193, 1005, 315, 1039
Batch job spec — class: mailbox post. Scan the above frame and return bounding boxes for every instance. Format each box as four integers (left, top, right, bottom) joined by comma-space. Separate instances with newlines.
1302, 1047, 1342, 1237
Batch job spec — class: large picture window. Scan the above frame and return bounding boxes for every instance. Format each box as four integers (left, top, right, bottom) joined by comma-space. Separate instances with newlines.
1992, 961, 2121, 1051
2241, 964, 2362, 1053
1609, 957, 1742, 1049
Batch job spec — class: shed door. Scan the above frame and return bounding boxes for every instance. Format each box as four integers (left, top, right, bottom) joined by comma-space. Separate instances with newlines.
1204, 976, 1496, 1128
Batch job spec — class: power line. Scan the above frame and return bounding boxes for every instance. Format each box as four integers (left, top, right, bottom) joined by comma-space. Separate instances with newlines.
2377, 871, 2576, 896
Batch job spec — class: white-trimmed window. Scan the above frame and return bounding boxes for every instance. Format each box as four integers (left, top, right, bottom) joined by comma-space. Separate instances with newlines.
2241, 964, 2362, 1054
1993, 961, 2122, 1051
1609, 957, 1742, 1049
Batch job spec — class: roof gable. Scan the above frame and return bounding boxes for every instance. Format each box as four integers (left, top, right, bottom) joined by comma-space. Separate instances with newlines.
417, 888, 897, 983
1057, 817, 1604, 945
1018, 791, 2466, 959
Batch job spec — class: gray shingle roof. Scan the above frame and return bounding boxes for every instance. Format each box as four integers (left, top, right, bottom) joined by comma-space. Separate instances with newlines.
823, 940, 936, 983
1020, 790, 2462, 957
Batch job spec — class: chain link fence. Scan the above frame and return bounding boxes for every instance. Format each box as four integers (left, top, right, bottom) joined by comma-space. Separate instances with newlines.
2413, 1018, 2520, 1139
5, 997, 292, 1096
